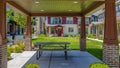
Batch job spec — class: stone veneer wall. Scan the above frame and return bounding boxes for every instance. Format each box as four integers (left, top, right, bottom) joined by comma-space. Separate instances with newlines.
103, 44, 119, 68
0, 45, 7, 68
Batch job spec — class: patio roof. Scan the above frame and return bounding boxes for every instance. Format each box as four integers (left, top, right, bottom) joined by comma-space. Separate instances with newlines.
7, 0, 104, 16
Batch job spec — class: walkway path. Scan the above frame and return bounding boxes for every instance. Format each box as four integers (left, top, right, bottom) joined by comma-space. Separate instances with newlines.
8, 51, 102, 68
87, 37, 120, 46
87, 38, 103, 42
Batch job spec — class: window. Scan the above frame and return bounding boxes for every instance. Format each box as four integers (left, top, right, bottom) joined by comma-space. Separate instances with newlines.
51, 17, 62, 24
54, 17, 58, 24
66, 17, 73, 24
98, 13, 104, 22
86, 18, 90, 24
78, 17, 90, 24
51, 17, 54, 24
68, 27, 74, 33
78, 18, 81, 24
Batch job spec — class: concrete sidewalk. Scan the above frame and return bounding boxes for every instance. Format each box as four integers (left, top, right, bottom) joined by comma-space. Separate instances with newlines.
8, 51, 102, 68
87, 37, 120, 46
87, 38, 103, 42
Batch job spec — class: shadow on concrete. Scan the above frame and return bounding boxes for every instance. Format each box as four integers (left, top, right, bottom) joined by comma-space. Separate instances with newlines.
21, 51, 102, 68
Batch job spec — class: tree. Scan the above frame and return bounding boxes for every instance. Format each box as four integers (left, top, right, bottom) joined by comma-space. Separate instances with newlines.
6, 7, 38, 31
13, 12, 26, 29
6, 7, 26, 29
6, 8, 14, 20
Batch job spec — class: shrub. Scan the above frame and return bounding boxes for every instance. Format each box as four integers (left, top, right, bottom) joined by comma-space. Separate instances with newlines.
25, 63, 40, 68
11, 45, 18, 52
64, 35, 68, 37
118, 39, 120, 43
98, 37, 103, 40
38, 34, 46, 37
14, 46, 23, 53
19, 43, 25, 50
75, 34, 80, 37
68, 35, 72, 37
13, 40, 24, 45
89, 62, 109, 68
87, 34, 96, 38
7, 46, 13, 53
7, 50, 11, 60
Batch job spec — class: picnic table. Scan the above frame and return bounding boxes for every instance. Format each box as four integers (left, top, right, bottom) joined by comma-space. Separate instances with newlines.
35, 42, 70, 60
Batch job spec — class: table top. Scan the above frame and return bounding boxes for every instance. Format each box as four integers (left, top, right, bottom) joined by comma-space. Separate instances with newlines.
36, 42, 70, 45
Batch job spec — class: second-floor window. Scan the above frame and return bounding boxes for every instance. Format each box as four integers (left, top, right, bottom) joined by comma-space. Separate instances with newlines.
98, 13, 104, 22
78, 18, 81, 24
86, 18, 90, 24
66, 17, 73, 24
116, 5, 120, 12
51, 17, 61, 24
78, 18, 90, 24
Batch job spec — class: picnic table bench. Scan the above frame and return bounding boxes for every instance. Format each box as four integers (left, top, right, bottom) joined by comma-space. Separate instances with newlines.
35, 42, 70, 60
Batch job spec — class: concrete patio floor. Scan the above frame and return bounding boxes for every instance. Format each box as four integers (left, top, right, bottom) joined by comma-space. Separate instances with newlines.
8, 51, 102, 68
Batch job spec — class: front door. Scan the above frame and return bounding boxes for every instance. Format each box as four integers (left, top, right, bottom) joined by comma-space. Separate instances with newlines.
58, 29, 62, 36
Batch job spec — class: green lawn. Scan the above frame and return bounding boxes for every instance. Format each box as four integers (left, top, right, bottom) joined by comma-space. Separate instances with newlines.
32, 37, 102, 60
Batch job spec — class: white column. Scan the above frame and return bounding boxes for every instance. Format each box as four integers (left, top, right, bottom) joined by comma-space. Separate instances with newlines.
88, 25, 91, 34
49, 27, 51, 36
36, 17, 40, 35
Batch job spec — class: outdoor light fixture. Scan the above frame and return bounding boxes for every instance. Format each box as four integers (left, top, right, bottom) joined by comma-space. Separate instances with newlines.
73, 1, 78, 4
41, 10, 44, 12
68, 10, 72, 11
35, 1, 39, 4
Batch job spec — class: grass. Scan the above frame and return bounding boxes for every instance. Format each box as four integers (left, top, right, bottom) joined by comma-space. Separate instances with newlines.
32, 37, 103, 60
32, 37, 80, 50
86, 40, 102, 60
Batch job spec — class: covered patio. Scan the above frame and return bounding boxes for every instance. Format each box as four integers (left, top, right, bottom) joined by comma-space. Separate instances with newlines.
0, 0, 119, 68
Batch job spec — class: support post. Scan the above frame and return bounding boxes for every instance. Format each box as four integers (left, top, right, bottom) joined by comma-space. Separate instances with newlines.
25, 16, 32, 51
0, 0, 7, 68
103, 0, 119, 68
88, 25, 91, 34
80, 16, 86, 51
49, 27, 51, 37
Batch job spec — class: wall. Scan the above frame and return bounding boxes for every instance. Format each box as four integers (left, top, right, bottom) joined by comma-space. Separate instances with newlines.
63, 24, 78, 36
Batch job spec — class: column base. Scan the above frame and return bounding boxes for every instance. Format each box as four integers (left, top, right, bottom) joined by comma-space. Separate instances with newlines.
80, 38, 86, 51
0, 45, 7, 68
103, 44, 119, 68
24, 37, 32, 51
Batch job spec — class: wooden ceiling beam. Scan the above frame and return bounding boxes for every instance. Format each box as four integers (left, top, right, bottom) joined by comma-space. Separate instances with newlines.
82, 1, 105, 15
31, 13, 81, 16
7, 1, 30, 16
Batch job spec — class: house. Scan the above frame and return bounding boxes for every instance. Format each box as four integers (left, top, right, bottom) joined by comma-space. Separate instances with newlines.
35, 16, 91, 37
88, 0, 120, 38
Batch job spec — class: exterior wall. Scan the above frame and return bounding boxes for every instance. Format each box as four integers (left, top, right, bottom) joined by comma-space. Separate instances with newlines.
89, 22, 120, 38
33, 17, 46, 36
63, 24, 78, 36
40, 17, 46, 34
35, 17, 40, 35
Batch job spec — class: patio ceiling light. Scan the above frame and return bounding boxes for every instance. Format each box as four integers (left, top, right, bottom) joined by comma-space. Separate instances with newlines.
35, 1, 39, 4
41, 10, 44, 12
73, 1, 78, 4
68, 10, 72, 11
